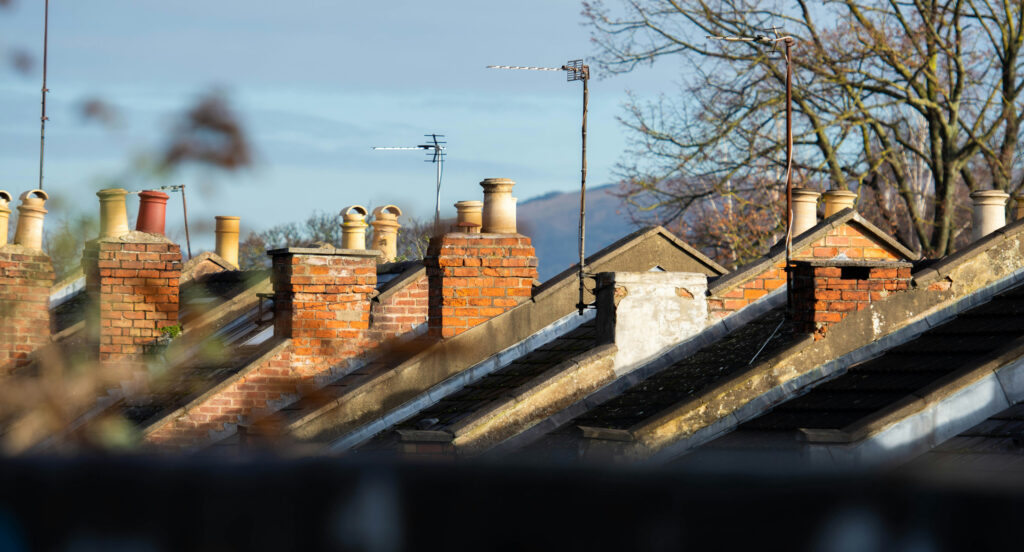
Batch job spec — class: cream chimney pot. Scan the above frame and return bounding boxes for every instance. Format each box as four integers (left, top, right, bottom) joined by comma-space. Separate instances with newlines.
791, 188, 821, 237
12, 189, 49, 250
341, 205, 369, 250
97, 188, 131, 239
480, 178, 517, 234
0, 191, 11, 247
970, 190, 1010, 241
822, 190, 858, 218
454, 200, 483, 233
371, 205, 402, 262
215, 216, 241, 268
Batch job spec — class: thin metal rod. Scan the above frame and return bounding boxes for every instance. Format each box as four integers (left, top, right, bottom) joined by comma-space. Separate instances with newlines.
37, 0, 50, 191
784, 38, 794, 315
577, 71, 589, 315
487, 65, 561, 71
434, 152, 442, 235
180, 184, 193, 259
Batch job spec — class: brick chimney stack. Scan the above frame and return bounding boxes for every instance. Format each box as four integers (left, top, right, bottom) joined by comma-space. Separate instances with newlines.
269, 245, 380, 378
83, 189, 182, 366
791, 260, 911, 339
0, 190, 55, 372
425, 178, 538, 339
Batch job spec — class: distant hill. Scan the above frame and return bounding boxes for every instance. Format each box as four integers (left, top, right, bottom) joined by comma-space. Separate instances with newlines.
517, 184, 641, 280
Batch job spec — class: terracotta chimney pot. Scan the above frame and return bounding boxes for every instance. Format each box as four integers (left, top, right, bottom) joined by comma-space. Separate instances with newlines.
791, 188, 821, 237
480, 178, 518, 234
0, 191, 11, 247
135, 190, 170, 235
97, 188, 131, 239
215, 216, 241, 268
13, 189, 49, 250
454, 200, 484, 231
370, 205, 402, 262
341, 205, 369, 250
970, 190, 1010, 241
822, 189, 857, 218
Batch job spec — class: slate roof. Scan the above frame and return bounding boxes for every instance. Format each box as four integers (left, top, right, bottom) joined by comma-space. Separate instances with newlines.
517, 307, 796, 459
357, 319, 599, 450
731, 282, 1024, 435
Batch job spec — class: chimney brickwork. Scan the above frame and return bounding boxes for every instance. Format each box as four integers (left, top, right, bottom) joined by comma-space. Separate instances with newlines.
370, 274, 429, 340
707, 223, 903, 320
791, 260, 911, 340
425, 233, 538, 339
270, 247, 380, 377
0, 246, 55, 372
83, 236, 182, 365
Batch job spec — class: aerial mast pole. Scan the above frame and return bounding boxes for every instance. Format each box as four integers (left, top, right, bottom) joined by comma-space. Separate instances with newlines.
38, 0, 50, 190
488, 60, 591, 314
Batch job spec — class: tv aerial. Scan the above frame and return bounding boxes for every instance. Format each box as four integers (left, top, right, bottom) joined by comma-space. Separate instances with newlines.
488, 60, 590, 314
373, 133, 446, 234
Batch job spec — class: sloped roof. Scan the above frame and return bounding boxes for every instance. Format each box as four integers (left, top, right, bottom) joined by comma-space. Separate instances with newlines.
708, 208, 918, 296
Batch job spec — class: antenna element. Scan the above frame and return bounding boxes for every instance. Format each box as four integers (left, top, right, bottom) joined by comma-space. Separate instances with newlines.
488, 60, 591, 315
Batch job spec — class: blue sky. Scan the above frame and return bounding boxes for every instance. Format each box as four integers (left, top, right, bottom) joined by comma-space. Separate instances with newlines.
0, 1, 680, 250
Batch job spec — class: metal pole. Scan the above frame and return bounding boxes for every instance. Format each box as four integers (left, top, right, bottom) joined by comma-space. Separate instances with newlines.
37, 0, 50, 191
435, 150, 442, 235
784, 38, 794, 314
180, 184, 193, 259
577, 70, 589, 314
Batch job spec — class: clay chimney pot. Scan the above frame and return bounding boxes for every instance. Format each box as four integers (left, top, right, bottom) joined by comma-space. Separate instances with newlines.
215, 216, 241, 268
135, 190, 170, 235
454, 200, 484, 230
341, 205, 369, 250
970, 190, 1010, 241
790, 188, 821, 237
370, 205, 402, 262
822, 190, 857, 218
0, 190, 11, 247
13, 189, 49, 250
97, 188, 131, 239
480, 178, 518, 234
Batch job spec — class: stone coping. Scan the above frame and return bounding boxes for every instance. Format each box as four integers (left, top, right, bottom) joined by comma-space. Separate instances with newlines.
797, 260, 914, 268
265, 246, 382, 258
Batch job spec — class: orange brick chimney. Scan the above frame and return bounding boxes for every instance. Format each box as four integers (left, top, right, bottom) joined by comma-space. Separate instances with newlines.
0, 191, 56, 372
424, 179, 538, 339
269, 245, 380, 377
83, 189, 182, 366
790, 260, 911, 339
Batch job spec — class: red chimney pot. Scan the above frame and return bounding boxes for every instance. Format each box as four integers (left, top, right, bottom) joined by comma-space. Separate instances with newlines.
136, 190, 170, 235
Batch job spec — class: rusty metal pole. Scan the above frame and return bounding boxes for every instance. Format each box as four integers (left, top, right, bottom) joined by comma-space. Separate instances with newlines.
37, 0, 50, 191
577, 66, 590, 314
180, 184, 193, 259
784, 38, 794, 314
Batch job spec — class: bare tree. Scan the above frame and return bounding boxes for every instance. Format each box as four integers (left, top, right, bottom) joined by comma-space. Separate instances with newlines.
587, 0, 1024, 260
